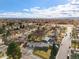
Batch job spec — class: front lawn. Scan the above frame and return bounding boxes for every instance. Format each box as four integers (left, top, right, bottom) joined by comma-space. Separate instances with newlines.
33, 47, 51, 59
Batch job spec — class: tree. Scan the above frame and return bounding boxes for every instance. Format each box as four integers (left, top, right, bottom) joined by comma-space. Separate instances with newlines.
49, 46, 55, 59
0, 27, 5, 34
2, 30, 11, 45
6, 42, 22, 59
49, 44, 59, 59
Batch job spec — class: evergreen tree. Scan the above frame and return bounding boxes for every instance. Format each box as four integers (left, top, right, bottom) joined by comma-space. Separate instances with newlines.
7, 42, 22, 59
49, 44, 59, 59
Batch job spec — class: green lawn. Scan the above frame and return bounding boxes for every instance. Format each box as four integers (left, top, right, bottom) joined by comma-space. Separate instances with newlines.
71, 53, 79, 59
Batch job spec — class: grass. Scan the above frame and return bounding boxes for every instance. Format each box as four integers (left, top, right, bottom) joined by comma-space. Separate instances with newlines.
33, 48, 51, 59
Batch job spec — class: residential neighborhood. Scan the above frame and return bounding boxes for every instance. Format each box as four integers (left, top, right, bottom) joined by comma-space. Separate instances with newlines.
0, 0, 79, 59
0, 19, 78, 59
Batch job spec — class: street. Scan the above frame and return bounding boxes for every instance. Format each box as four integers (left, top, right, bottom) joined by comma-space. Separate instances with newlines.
56, 26, 73, 59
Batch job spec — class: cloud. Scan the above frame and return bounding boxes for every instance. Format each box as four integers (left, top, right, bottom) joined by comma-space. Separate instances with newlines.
23, 9, 29, 12
0, 0, 79, 18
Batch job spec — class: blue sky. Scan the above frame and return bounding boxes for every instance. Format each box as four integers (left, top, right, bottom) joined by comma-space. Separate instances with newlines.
0, 0, 68, 12
0, 0, 79, 18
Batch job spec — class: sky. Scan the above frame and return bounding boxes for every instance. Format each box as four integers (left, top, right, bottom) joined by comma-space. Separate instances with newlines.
0, 0, 67, 12
0, 0, 79, 18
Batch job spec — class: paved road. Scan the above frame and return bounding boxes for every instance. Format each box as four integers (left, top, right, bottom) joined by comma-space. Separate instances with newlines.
56, 26, 73, 59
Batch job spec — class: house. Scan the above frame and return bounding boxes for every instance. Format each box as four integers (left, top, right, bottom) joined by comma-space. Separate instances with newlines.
43, 36, 54, 44
26, 40, 53, 49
